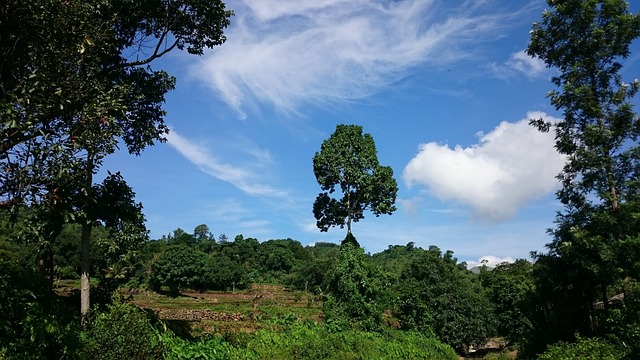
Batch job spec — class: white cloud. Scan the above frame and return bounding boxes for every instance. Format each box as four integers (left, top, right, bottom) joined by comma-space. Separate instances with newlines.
166, 129, 287, 197
489, 50, 550, 81
507, 51, 548, 80
465, 255, 515, 269
194, 0, 523, 117
403, 111, 565, 222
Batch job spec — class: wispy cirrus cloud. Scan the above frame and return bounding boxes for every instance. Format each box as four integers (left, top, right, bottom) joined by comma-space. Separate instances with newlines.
194, 0, 530, 117
403, 111, 565, 223
166, 129, 287, 197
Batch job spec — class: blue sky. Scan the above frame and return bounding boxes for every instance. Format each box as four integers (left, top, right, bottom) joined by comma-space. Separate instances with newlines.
102, 0, 640, 267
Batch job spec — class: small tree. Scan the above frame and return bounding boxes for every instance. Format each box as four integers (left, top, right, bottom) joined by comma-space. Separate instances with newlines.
193, 224, 213, 243
90, 172, 148, 297
313, 125, 397, 238
480, 259, 535, 345
149, 245, 207, 295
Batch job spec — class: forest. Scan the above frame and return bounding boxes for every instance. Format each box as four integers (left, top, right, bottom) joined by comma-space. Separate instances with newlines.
1, 0, 640, 359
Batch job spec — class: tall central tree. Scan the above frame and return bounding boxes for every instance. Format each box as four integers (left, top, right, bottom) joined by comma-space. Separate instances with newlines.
313, 124, 398, 239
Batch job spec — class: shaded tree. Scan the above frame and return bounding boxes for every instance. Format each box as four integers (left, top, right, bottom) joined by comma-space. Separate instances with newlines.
480, 259, 535, 346
201, 254, 249, 292
286, 242, 340, 293
0, 0, 232, 316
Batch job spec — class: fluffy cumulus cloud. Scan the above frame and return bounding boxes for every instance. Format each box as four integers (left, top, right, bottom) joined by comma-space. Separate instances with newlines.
403, 112, 565, 222
194, 0, 525, 117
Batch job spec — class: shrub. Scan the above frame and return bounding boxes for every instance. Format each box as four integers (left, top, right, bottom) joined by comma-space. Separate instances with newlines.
323, 242, 386, 331
156, 319, 457, 359
246, 322, 458, 359
537, 336, 628, 360
161, 333, 250, 360
58, 265, 79, 279
0, 258, 81, 359
83, 300, 163, 360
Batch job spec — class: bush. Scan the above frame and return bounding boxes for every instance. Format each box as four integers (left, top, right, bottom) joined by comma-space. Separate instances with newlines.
58, 265, 79, 279
323, 242, 386, 331
537, 336, 629, 360
246, 322, 458, 359
159, 321, 456, 359
83, 300, 163, 360
0, 258, 81, 359
162, 333, 250, 360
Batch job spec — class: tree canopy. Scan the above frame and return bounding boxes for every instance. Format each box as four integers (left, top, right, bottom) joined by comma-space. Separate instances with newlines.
312, 124, 398, 237
0, 0, 233, 316
0, 0, 232, 207
525, 0, 640, 354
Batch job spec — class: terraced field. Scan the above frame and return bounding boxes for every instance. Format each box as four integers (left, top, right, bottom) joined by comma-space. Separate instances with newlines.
129, 285, 323, 337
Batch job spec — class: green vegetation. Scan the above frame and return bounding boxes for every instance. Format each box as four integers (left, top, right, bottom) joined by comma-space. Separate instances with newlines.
160, 322, 457, 360
522, 0, 640, 357
395, 246, 496, 352
537, 336, 629, 360
1, 0, 639, 359
480, 259, 534, 346
83, 299, 164, 360
323, 241, 386, 331
0, 0, 232, 316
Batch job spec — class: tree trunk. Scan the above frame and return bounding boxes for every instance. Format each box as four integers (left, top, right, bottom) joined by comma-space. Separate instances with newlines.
46, 243, 54, 293
80, 153, 94, 318
346, 189, 352, 235
80, 220, 92, 317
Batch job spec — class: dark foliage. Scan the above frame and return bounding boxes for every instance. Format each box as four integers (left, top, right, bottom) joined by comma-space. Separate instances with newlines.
394, 246, 496, 353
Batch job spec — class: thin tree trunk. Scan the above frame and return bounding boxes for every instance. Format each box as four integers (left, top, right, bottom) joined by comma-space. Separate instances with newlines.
47, 243, 54, 293
601, 283, 609, 311
346, 188, 352, 235
80, 153, 94, 318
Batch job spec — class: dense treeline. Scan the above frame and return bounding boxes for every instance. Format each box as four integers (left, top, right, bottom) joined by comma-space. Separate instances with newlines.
3, 213, 640, 358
